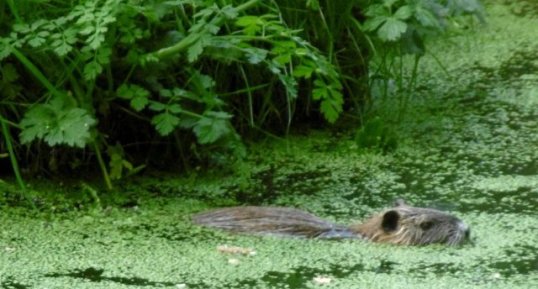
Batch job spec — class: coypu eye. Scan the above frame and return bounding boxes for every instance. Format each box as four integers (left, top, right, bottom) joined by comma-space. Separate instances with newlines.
381, 210, 400, 232
420, 221, 434, 230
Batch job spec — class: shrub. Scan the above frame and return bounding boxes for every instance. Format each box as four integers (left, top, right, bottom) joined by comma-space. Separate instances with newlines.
0, 0, 484, 189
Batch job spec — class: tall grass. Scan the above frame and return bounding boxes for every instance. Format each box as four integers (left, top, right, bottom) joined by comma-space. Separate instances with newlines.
274, 0, 370, 112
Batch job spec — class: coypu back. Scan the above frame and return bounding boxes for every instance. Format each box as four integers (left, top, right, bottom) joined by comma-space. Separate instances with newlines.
193, 206, 357, 239
350, 200, 470, 246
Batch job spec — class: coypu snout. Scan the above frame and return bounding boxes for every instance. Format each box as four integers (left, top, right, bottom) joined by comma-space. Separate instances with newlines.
352, 200, 470, 246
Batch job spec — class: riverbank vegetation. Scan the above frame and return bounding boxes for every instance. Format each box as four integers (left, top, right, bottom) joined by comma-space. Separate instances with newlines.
1, 0, 484, 191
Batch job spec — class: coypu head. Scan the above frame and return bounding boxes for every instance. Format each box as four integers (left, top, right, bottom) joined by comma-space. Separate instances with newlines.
352, 200, 470, 246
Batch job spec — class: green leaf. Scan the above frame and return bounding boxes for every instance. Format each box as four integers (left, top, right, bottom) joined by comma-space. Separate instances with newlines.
245, 48, 267, 64
77, 11, 95, 25
311, 76, 343, 123
51, 109, 96, 147
30, 19, 47, 30
168, 104, 182, 114
152, 112, 180, 136
179, 114, 197, 129
414, 7, 440, 28
96, 47, 112, 64
221, 5, 238, 19
294, 48, 309, 56
448, 0, 484, 14
83, 60, 103, 80
194, 5, 217, 19
197, 73, 215, 89
0, 39, 13, 60
19, 106, 52, 144
122, 160, 133, 171
53, 16, 68, 27
159, 89, 172, 98
87, 32, 105, 50
37, 31, 50, 38
271, 41, 296, 54
149, 101, 166, 111
208, 111, 231, 119
117, 84, 150, 111
102, 15, 116, 25
383, 0, 398, 7
363, 16, 388, 32
244, 25, 262, 36
306, 0, 320, 10
109, 156, 124, 180
293, 65, 315, 79
117, 84, 144, 99
206, 24, 220, 35
235, 16, 261, 27
273, 54, 292, 66
53, 41, 73, 56
365, 4, 388, 17
13, 24, 30, 33
187, 34, 210, 62
79, 25, 94, 36
131, 95, 149, 111
267, 61, 281, 74
58, 29, 78, 52
278, 74, 298, 99
312, 79, 327, 100
320, 97, 343, 123
193, 112, 231, 144
28, 36, 46, 48
394, 5, 413, 20
19, 97, 97, 148
64, 28, 78, 42
377, 18, 408, 41
108, 143, 126, 180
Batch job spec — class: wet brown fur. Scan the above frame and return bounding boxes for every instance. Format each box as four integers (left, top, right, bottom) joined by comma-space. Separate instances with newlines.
193, 200, 470, 246
349, 201, 469, 245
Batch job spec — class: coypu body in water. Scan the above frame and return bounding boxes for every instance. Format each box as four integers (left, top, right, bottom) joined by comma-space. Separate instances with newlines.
193, 200, 470, 246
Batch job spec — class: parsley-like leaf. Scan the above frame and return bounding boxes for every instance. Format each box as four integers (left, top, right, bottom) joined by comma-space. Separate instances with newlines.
378, 18, 407, 41
193, 111, 231, 144
152, 112, 180, 136
20, 97, 96, 148
117, 84, 150, 111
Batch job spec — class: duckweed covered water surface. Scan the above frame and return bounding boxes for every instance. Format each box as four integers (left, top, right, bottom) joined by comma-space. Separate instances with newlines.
1, 1, 538, 288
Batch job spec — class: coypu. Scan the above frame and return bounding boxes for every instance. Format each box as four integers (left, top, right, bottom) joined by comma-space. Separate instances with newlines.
193, 200, 470, 246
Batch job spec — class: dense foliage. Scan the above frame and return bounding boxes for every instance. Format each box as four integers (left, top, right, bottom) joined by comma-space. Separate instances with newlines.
0, 0, 483, 188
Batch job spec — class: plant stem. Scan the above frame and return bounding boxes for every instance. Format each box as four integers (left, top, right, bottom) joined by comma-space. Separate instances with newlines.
6, 0, 21, 23
239, 66, 254, 127
93, 140, 113, 190
11, 48, 66, 100
0, 113, 25, 190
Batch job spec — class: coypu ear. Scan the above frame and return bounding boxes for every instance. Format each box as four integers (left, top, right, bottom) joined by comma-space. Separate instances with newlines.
381, 210, 400, 232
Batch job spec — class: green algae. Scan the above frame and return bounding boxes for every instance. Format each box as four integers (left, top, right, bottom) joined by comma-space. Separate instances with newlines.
1, 0, 538, 288
0, 206, 535, 288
